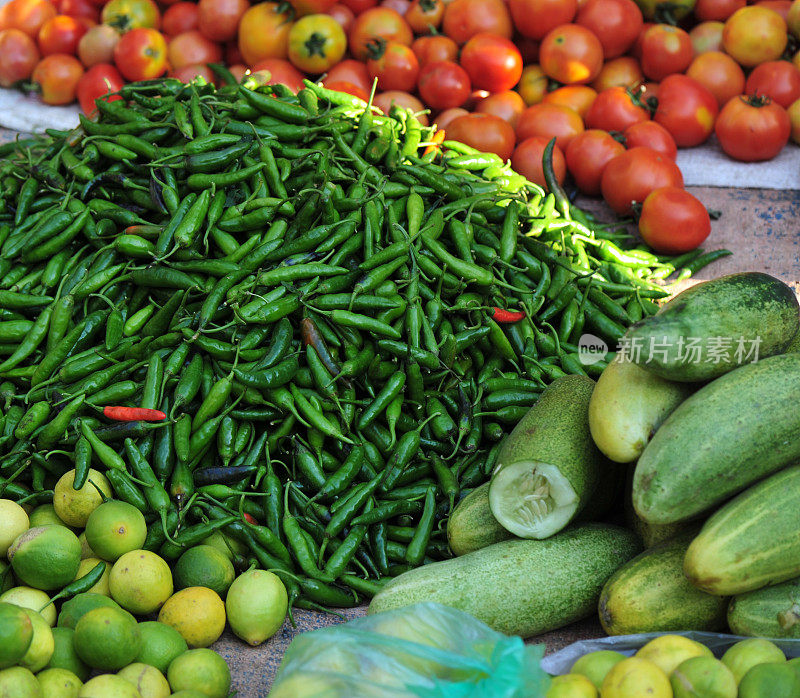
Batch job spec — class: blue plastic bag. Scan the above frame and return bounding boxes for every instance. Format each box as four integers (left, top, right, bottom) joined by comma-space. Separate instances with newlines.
270, 603, 550, 698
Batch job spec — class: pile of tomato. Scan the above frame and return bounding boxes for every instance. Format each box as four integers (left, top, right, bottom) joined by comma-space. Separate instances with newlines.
0, 0, 799, 250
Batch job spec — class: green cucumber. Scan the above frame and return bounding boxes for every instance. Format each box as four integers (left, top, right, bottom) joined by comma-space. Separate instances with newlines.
588, 355, 694, 463
728, 577, 800, 639
633, 352, 800, 524
685, 464, 800, 595
447, 484, 513, 556
598, 531, 728, 636
489, 375, 606, 539
625, 272, 799, 382
368, 523, 641, 638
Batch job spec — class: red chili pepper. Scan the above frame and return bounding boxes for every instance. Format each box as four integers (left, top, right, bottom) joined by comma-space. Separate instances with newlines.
243, 512, 258, 525
491, 307, 526, 323
423, 129, 446, 157
103, 406, 167, 422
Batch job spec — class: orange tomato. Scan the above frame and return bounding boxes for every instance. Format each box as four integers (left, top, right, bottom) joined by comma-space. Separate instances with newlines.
404, 0, 444, 32
516, 64, 549, 105
475, 89, 526, 127
100, 0, 160, 32
539, 23, 603, 84
745, 59, 800, 108
722, 6, 787, 67
542, 84, 597, 119
37, 14, 87, 55
112, 26, 167, 80
32, 52, 84, 103
688, 20, 724, 55
591, 56, 643, 91
686, 51, 745, 109
411, 34, 457, 66
0, 28, 39, 86
516, 102, 585, 150
348, 7, 412, 60
237, 2, 293, 65
441, 0, 512, 44
0, 0, 56, 39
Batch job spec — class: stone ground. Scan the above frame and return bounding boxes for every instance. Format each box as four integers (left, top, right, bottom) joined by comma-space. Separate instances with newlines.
2, 127, 798, 695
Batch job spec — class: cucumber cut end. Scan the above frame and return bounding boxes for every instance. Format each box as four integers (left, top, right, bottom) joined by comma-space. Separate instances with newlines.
489, 461, 579, 539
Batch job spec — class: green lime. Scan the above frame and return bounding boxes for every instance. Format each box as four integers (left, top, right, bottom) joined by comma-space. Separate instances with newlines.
571, 650, 627, 691
73, 606, 141, 671
225, 569, 287, 645
29, 504, 71, 530
0, 586, 56, 626
18, 608, 54, 673
546, 674, 597, 697
45, 627, 90, 682
57, 593, 120, 630
721, 639, 786, 684
739, 662, 800, 698
0, 601, 33, 669
78, 674, 142, 697
0, 499, 29, 556
109, 550, 173, 615
173, 545, 235, 597
0, 666, 41, 697
201, 531, 246, 561
7, 525, 82, 590
167, 648, 231, 698
73, 558, 110, 596
84, 501, 147, 562
134, 621, 188, 674
169, 692, 207, 698
671, 656, 737, 698
53, 470, 112, 528
117, 662, 170, 698
37, 667, 82, 698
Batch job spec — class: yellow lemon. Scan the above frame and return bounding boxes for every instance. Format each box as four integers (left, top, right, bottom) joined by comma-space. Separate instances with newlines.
78, 674, 142, 697
73, 558, 110, 596
721, 638, 786, 684
0, 499, 29, 556
0, 666, 41, 697
0, 586, 56, 626
18, 608, 54, 673
109, 550, 173, 615
53, 470, 112, 528
37, 667, 82, 698
225, 569, 287, 645
571, 651, 627, 691
601, 657, 672, 698
636, 634, 713, 676
117, 663, 170, 698
29, 504, 72, 530
157, 587, 225, 648
547, 673, 598, 697
671, 656, 737, 698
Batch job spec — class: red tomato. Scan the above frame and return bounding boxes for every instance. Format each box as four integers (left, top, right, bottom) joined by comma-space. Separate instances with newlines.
441, 0, 512, 44
435, 106, 468, 129
327, 3, 354, 31
654, 74, 718, 147
373, 90, 428, 123
381, 0, 410, 14
76, 61, 123, 112
686, 51, 744, 109
516, 102, 584, 150
445, 113, 516, 160
167, 30, 221, 70
507, 0, 577, 40
112, 27, 167, 80
746, 60, 800, 108
565, 129, 625, 195
623, 120, 676, 159
197, 0, 249, 42
32, 52, 84, 103
323, 58, 370, 90
542, 84, 597, 119
639, 187, 711, 254
755, 0, 791, 20
475, 90, 526, 127
0, 28, 39, 86
404, 0, 443, 33
100, 0, 160, 31
56, 0, 98, 22
639, 24, 692, 81
250, 57, 305, 91
341, 0, 377, 13
162, 2, 198, 36
348, 7, 411, 60
516, 64, 548, 105
584, 86, 650, 132
694, 0, 743, 21
77, 23, 119, 65
689, 21, 724, 55
630, 21, 653, 61
37, 15, 87, 55
0, 0, 56, 39
237, 2, 292, 65
539, 23, 603, 85
417, 60, 470, 109
722, 7, 787, 67
591, 56, 643, 91
459, 33, 522, 94
170, 62, 216, 82
511, 136, 566, 187
600, 146, 683, 214
367, 40, 418, 91
715, 94, 790, 161
411, 34, 457, 66
788, 97, 800, 144
290, 0, 339, 14
324, 79, 369, 99
575, 0, 642, 58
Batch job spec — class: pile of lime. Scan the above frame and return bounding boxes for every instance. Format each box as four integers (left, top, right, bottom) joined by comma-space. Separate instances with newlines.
548, 634, 800, 698
0, 485, 290, 697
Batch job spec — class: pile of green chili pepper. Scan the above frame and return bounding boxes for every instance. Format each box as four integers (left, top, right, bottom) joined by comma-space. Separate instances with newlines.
0, 73, 729, 613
